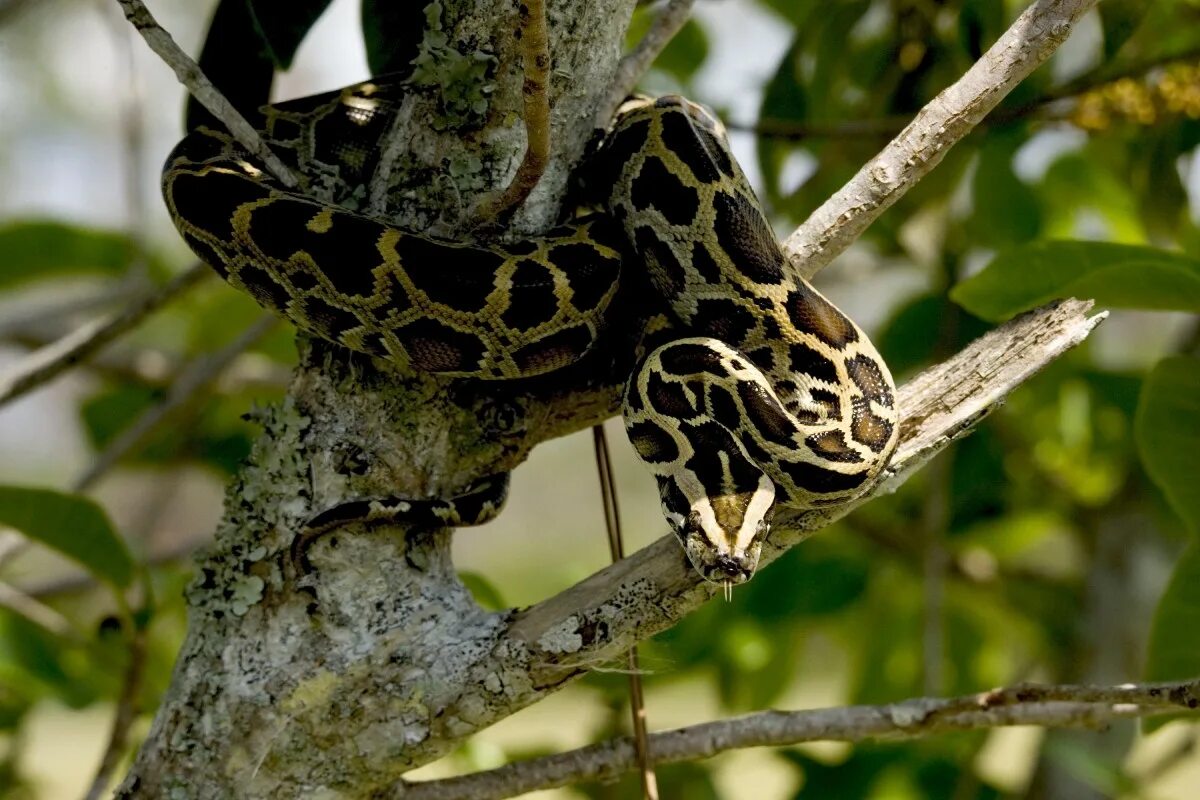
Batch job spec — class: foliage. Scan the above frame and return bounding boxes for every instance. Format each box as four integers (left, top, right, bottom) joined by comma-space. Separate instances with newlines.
1, 0, 1199, 798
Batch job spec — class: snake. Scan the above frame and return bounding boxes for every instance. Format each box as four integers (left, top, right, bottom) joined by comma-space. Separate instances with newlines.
161, 81, 899, 587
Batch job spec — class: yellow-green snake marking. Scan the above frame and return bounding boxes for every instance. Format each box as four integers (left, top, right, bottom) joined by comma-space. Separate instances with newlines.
162, 83, 899, 585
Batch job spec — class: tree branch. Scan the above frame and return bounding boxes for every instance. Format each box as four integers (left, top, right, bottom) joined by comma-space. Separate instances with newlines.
0, 262, 210, 410
111, 0, 299, 187
783, 0, 1099, 278
598, 0, 697, 127
405, 677, 1200, 800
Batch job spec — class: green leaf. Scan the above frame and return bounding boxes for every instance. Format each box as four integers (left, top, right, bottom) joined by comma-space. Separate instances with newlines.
459, 571, 507, 612
246, 0, 335, 70
1136, 357, 1200, 536
950, 241, 1200, 321
967, 129, 1041, 247
0, 487, 133, 589
1099, 0, 1148, 60
360, 0, 428, 76
0, 221, 137, 289
1143, 542, 1200, 731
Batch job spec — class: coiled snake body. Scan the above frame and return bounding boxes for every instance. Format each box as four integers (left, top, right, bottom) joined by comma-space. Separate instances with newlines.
163, 83, 898, 586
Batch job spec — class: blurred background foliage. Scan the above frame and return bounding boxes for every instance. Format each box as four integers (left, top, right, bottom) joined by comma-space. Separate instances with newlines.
0, 0, 1198, 797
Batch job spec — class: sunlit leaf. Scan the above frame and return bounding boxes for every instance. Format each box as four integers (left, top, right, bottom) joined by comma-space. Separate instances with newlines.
1136, 357, 1200, 536
0, 487, 133, 588
0, 221, 137, 289
950, 241, 1200, 320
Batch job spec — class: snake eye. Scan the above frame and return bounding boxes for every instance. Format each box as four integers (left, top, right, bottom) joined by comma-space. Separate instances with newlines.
756, 519, 770, 537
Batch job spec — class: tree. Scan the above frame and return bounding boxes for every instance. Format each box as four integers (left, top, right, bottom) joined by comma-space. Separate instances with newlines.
0, 0, 1198, 798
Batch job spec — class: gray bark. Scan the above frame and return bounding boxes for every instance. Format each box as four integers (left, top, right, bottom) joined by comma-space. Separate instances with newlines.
117, 1, 636, 796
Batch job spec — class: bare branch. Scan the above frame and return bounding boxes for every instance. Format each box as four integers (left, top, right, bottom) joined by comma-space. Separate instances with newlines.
784, 0, 1099, 278
598, 0, 697, 127
112, 0, 299, 187
0, 581, 87, 644
72, 314, 278, 491
475, 0, 553, 221
405, 678, 1200, 800
0, 262, 210, 410
83, 624, 147, 800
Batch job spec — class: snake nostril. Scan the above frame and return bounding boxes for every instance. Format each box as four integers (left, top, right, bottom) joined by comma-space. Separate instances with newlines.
715, 556, 743, 578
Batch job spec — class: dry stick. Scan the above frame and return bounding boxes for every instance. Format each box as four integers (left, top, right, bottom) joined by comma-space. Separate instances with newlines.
112, 0, 298, 188
0, 581, 86, 643
598, 0, 697, 128
0, 262, 210, 410
592, 426, 659, 800
72, 314, 278, 492
476, 0, 553, 221
784, 0, 1100, 279
405, 678, 1200, 800
82, 625, 147, 800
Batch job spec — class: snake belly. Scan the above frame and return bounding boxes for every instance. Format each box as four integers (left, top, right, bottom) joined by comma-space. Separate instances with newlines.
595, 97, 900, 584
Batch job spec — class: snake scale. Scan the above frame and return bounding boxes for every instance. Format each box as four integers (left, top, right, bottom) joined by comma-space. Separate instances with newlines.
162, 81, 899, 587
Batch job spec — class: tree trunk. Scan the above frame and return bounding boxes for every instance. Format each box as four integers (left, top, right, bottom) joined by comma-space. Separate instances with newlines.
117, 2, 636, 796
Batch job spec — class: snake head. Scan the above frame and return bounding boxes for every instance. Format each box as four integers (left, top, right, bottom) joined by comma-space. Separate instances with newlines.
661, 472, 776, 585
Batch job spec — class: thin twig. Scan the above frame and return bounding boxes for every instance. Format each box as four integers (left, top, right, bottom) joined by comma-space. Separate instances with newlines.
112, 0, 298, 188
598, 0, 697, 128
592, 425, 659, 800
0, 581, 87, 644
783, 0, 1099, 278
475, 0, 553, 221
4, 318, 289, 393
82, 620, 147, 800
404, 678, 1200, 800
0, 262, 210, 410
72, 314, 278, 491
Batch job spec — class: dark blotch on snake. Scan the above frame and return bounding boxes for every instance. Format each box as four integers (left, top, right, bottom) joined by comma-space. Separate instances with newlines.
778, 459, 868, 494
397, 317, 486, 373
659, 106, 730, 183
634, 226, 686, 295
688, 298, 756, 348
631, 156, 699, 226
251, 202, 383, 298
501, 259, 559, 330
846, 354, 894, 407
167, 170, 263, 244
690, 241, 722, 283
806, 431, 863, 463
180, 232, 227, 278
712, 191, 785, 285
233, 264, 293, 316
300, 295, 365, 341
398, 235, 505, 313
626, 420, 679, 464
851, 397, 895, 453
657, 341, 727, 378
787, 341, 840, 386
646, 371, 697, 419
511, 324, 593, 374
785, 288, 859, 348
549, 238, 620, 313
737, 380, 796, 448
